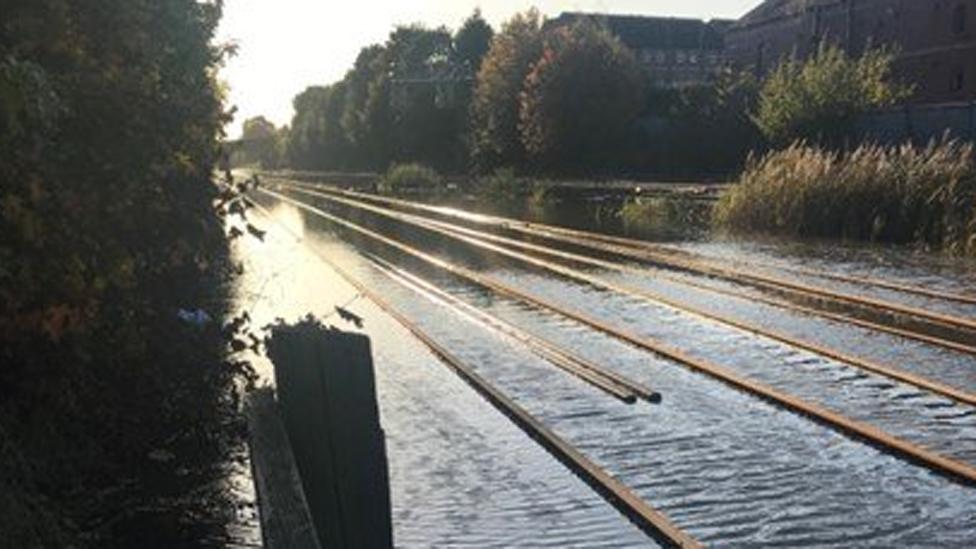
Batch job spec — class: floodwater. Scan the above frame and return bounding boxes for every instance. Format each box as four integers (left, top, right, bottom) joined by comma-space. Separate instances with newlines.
232, 187, 976, 547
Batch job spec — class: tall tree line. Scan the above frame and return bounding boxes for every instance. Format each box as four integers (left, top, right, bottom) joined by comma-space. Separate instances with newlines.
283, 11, 494, 173
263, 11, 907, 179
271, 10, 677, 177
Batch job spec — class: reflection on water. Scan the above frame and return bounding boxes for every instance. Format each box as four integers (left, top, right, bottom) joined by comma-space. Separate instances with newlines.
235, 189, 976, 547
426, 191, 714, 242
231, 197, 651, 547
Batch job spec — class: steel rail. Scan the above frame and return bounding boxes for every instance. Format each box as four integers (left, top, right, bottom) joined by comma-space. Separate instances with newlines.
278, 181, 976, 333
279, 187, 976, 408
248, 196, 699, 547
258, 188, 976, 487
366, 253, 661, 403
282, 184, 976, 355
740, 264, 976, 307
486, 217, 976, 308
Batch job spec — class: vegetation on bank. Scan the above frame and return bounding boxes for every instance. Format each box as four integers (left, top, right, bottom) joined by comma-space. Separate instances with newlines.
754, 44, 912, 147
620, 196, 712, 235
476, 168, 549, 200
1, 1, 251, 546
379, 163, 444, 194
714, 140, 976, 255
714, 44, 976, 255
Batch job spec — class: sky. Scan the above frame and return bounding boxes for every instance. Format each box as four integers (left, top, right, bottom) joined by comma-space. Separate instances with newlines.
217, 1, 759, 138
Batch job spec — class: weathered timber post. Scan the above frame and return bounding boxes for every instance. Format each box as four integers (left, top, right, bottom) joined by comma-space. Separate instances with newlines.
266, 321, 393, 549
246, 388, 322, 549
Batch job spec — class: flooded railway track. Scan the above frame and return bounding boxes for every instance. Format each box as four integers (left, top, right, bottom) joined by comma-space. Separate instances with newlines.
256, 186, 976, 489
245, 198, 698, 547
273, 184, 976, 408
278, 181, 976, 348
366, 253, 661, 404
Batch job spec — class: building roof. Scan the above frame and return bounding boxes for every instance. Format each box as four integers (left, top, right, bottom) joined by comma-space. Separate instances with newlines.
736, 0, 840, 27
548, 12, 730, 50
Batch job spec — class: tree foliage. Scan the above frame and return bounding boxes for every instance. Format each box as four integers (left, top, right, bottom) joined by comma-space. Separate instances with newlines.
238, 115, 285, 168
469, 9, 544, 171
288, 84, 354, 170
1, 1, 247, 544
518, 20, 646, 173
641, 69, 762, 177
287, 19, 485, 173
755, 43, 912, 147
454, 9, 495, 72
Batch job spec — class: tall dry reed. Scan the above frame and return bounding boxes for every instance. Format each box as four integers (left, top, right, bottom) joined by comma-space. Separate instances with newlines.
714, 140, 976, 255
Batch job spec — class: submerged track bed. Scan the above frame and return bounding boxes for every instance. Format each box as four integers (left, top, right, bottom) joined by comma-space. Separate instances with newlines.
249, 183, 976, 546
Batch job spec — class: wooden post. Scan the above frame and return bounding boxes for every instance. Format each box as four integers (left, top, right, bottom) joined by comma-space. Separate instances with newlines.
267, 323, 393, 549
246, 388, 322, 549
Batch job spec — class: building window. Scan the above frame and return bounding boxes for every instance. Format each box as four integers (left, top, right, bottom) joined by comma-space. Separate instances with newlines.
954, 4, 968, 35
953, 68, 965, 92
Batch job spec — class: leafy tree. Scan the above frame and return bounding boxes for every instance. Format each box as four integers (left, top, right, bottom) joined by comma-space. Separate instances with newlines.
645, 69, 762, 177
341, 45, 393, 169
288, 84, 353, 170
518, 20, 646, 173
243, 115, 277, 140
469, 9, 544, 171
240, 115, 283, 168
454, 9, 495, 72
386, 25, 466, 170
287, 25, 472, 172
755, 43, 912, 147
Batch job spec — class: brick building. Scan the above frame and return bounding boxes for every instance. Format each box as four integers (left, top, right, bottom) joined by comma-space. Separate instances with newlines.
547, 13, 732, 88
725, 0, 976, 104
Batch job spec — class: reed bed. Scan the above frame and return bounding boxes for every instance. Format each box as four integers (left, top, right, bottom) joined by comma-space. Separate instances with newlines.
714, 140, 976, 256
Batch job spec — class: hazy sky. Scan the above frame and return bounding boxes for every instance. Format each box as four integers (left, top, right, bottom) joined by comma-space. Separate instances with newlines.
217, 1, 759, 138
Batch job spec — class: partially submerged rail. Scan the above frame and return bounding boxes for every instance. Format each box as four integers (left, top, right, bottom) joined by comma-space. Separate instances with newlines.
280, 181, 976, 337
258, 188, 976, 487
367, 253, 660, 404
277, 186, 976, 408
277, 181, 976, 355
248, 195, 698, 547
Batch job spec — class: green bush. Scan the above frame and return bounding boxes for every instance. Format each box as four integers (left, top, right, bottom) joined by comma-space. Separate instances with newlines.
620, 196, 711, 234
714, 140, 976, 255
477, 167, 550, 198
378, 163, 444, 194
755, 44, 911, 147
479, 167, 523, 196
